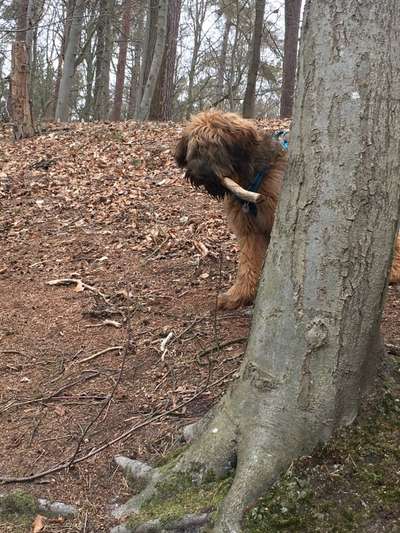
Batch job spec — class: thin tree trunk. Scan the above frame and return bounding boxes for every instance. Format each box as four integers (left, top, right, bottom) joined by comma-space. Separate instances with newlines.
242, 0, 266, 118
10, 41, 35, 139
52, 0, 75, 120
216, 16, 231, 104
82, 40, 96, 121
185, 0, 207, 119
111, 0, 134, 121
135, 0, 158, 114
10, 0, 35, 139
127, 39, 142, 118
115, 0, 400, 530
136, 0, 168, 121
149, 0, 181, 120
280, 0, 302, 118
55, 0, 85, 122
93, 0, 115, 120
227, 2, 241, 112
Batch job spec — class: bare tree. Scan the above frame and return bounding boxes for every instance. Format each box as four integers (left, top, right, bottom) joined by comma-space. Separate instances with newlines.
111, 0, 134, 121
242, 0, 266, 117
55, 0, 86, 122
136, 0, 168, 121
114, 0, 400, 530
280, 0, 302, 118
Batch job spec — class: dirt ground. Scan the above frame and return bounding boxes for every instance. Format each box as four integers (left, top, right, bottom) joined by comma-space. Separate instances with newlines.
0, 119, 399, 533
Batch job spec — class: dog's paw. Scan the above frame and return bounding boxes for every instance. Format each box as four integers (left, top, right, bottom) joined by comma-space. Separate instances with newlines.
217, 291, 252, 311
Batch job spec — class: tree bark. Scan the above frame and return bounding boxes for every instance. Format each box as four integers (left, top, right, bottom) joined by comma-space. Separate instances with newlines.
93, 0, 115, 120
115, 0, 400, 531
52, 0, 75, 120
136, 0, 168, 121
55, 0, 86, 122
216, 16, 231, 105
10, 0, 35, 139
127, 3, 145, 119
149, 0, 181, 120
135, 0, 158, 115
185, 0, 208, 119
10, 41, 35, 139
280, 0, 302, 118
242, 0, 266, 118
111, 0, 134, 121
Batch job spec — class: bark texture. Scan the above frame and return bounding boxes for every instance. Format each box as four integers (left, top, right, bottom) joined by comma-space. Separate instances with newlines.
116, 1, 400, 531
10, 41, 35, 139
10, 0, 35, 139
279, 0, 302, 118
111, 0, 134, 121
136, 0, 168, 121
242, 0, 266, 118
149, 0, 181, 120
55, 0, 86, 122
136, 0, 158, 111
93, 0, 115, 120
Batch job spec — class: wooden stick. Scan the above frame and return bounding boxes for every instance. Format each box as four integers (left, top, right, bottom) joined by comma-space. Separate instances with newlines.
220, 176, 263, 203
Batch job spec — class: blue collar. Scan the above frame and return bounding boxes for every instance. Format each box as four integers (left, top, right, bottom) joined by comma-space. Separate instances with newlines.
236, 165, 269, 216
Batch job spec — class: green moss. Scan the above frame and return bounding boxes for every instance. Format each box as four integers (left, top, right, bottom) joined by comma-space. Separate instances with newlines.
244, 356, 400, 532
0, 490, 39, 531
0, 490, 38, 517
127, 475, 232, 530
154, 445, 187, 469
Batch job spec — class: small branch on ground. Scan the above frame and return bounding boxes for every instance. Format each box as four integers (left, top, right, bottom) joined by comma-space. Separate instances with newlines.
196, 337, 247, 366
46, 278, 109, 302
76, 346, 123, 364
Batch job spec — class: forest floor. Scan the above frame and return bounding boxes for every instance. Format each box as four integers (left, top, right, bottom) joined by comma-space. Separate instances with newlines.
0, 119, 399, 533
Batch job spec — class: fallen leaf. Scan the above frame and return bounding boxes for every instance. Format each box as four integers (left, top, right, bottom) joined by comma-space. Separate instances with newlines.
32, 514, 46, 532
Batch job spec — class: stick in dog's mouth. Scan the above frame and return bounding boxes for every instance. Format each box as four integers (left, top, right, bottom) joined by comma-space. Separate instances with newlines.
220, 176, 263, 204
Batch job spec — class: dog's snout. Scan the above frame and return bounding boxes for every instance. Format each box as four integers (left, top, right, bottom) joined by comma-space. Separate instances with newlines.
187, 158, 216, 182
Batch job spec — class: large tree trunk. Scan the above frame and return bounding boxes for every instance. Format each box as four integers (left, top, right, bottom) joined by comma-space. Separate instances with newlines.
93, 0, 115, 121
279, 0, 302, 118
148, 0, 181, 120
242, 0, 266, 118
111, 0, 134, 121
113, 0, 400, 531
136, 0, 168, 121
55, 0, 86, 122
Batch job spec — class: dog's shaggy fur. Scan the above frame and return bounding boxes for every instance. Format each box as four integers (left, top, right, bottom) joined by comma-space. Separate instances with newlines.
175, 110, 400, 310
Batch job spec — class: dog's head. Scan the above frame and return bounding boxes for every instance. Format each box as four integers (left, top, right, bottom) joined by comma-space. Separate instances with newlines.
175, 110, 277, 199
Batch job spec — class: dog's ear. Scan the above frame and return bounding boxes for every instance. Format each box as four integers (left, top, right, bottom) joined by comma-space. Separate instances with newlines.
175, 134, 189, 168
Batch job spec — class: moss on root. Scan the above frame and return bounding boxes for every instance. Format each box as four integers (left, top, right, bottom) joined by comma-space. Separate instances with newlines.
127, 472, 232, 530
244, 356, 400, 532
0, 490, 38, 532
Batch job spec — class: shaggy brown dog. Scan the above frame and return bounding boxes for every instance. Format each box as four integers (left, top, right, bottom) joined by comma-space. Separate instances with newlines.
175, 110, 400, 310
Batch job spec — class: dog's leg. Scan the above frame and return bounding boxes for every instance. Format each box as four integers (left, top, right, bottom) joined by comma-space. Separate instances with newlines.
218, 232, 267, 310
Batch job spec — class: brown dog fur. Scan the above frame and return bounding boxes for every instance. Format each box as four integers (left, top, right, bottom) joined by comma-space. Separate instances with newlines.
175, 110, 400, 309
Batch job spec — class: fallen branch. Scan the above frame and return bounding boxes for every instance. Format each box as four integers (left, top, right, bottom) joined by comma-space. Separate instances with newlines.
0, 370, 236, 484
46, 278, 108, 302
196, 336, 247, 366
76, 346, 123, 364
